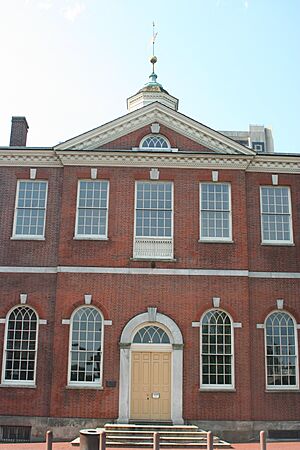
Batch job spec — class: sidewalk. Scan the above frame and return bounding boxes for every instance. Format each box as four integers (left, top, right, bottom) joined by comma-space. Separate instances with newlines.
1, 443, 300, 450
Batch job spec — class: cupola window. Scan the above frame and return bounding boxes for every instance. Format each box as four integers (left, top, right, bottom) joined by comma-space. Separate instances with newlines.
140, 135, 170, 150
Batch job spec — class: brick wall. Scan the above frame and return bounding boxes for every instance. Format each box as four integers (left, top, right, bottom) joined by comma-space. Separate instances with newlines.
0, 155, 299, 424
0, 167, 62, 267
57, 166, 249, 269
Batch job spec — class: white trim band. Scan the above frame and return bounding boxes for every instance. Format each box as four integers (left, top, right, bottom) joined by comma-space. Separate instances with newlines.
1, 266, 300, 279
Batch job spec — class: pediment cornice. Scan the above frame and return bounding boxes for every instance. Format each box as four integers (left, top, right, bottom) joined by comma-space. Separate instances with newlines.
54, 103, 255, 156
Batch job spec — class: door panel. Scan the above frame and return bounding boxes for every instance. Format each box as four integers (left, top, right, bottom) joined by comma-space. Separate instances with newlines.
130, 351, 171, 421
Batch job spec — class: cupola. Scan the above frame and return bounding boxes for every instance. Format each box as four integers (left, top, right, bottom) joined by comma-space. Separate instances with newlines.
127, 53, 179, 112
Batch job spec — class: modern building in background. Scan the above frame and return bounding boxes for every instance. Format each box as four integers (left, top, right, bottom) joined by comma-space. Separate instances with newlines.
0, 61, 299, 443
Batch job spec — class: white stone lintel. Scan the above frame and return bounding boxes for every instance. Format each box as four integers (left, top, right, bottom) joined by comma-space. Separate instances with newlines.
91, 168, 97, 179
62, 319, 70, 325
256, 324, 264, 329
212, 297, 220, 308
212, 170, 219, 182
150, 168, 160, 180
20, 293, 27, 304
233, 322, 242, 328
30, 168, 37, 179
84, 294, 92, 305
276, 298, 284, 310
192, 322, 200, 327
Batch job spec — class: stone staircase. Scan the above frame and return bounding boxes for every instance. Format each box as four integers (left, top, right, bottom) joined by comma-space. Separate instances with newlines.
71, 423, 231, 448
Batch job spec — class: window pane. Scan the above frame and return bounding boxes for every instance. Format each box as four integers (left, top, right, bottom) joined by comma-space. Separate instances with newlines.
200, 184, 231, 239
261, 187, 292, 243
136, 182, 172, 237
265, 312, 297, 387
76, 181, 108, 237
14, 181, 47, 236
70, 307, 103, 384
133, 325, 170, 344
201, 310, 233, 386
4, 307, 38, 382
141, 136, 169, 149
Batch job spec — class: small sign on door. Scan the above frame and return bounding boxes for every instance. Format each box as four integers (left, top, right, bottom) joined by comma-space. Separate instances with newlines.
152, 392, 160, 399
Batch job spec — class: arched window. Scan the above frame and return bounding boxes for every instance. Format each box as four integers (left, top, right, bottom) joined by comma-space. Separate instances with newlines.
133, 325, 170, 344
2, 306, 38, 385
265, 311, 298, 389
200, 309, 234, 389
140, 135, 170, 150
69, 306, 103, 386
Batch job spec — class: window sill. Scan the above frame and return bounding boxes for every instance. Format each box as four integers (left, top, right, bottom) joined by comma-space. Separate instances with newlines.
73, 236, 109, 241
198, 240, 234, 244
261, 242, 295, 247
66, 385, 103, 390
0, 383, 36, 388
131, 258, 177, 262
11, 236, 45, 241
265, 388, 299, 393
199, 387, 236, 392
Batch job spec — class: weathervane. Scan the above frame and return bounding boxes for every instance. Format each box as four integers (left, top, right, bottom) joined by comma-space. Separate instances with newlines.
150, 21, 158, 75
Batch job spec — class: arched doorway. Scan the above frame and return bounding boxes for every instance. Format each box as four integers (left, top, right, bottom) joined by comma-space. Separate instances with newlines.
117, 309, 184, 424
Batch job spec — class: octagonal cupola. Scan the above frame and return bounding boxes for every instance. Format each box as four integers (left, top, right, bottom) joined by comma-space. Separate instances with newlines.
127, 55, 179, 112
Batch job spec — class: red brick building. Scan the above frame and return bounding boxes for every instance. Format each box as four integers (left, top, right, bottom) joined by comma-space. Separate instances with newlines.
0, 68, 299, 442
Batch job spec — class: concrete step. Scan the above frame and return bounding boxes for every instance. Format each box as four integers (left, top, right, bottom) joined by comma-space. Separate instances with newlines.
70, 423, 231, 448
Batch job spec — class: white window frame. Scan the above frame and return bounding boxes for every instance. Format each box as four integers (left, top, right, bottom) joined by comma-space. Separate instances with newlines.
12, 180, 48, 240
75, 180, 109, 240
199, 183, 232, 242
133, 181, 174, 260
260, 186, 293, 245
1, 305, 39, 387
67, 306, 104, 388
139, 134, 171, 150
264, 310, 299, 391
200, 308, 235, 391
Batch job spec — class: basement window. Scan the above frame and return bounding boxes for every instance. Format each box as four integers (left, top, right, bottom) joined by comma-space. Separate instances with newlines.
269, 430, 300, 440
0, 426, 31, 443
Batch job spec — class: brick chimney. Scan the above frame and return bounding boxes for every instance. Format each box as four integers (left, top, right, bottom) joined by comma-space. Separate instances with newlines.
9, 116, 29, 146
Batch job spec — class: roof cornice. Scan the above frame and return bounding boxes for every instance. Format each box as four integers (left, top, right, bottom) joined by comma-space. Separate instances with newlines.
56, 150, 252, 170
0, 148, 300, 173
0, 149, 61, 167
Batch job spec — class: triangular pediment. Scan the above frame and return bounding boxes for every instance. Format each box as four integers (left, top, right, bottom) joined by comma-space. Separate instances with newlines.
54, 103, 255, 156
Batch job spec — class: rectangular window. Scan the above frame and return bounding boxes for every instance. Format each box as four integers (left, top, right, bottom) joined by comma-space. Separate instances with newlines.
200, 183, 232, 241
75, 180, 109, 239
134, 182, 173, 259
13, 181, 48, 238
260, 186, 293, 244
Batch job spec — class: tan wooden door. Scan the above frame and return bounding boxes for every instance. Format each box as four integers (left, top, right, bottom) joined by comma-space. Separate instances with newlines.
130, 351, 171, 421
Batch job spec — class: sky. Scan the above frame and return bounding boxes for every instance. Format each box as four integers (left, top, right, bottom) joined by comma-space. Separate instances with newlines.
0, 0, 299, 153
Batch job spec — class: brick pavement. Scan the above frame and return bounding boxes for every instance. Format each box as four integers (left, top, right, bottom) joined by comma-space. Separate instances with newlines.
1, 442, 300, 450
